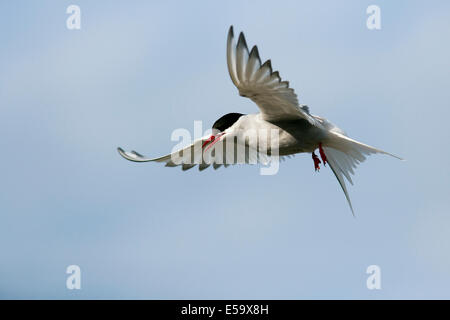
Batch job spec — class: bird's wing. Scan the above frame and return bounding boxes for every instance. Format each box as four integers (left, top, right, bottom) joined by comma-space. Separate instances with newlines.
227, 26, 316, 125
117, 134, 273, 171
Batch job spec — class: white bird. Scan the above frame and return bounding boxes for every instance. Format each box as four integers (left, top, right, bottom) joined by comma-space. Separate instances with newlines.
118, 26, 402, 215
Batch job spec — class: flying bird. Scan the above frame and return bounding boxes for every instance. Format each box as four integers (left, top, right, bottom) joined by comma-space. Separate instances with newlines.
118, 26, 402, 215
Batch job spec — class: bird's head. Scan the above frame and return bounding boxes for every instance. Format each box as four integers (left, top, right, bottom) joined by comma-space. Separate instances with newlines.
212, 112, 245, 132
202, 113, 245, 150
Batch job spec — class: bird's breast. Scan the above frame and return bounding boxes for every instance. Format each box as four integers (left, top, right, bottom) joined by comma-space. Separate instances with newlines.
232, 114, 325, 155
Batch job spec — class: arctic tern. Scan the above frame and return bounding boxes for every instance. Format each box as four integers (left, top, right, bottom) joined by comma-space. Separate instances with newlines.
118, 26, 402, 215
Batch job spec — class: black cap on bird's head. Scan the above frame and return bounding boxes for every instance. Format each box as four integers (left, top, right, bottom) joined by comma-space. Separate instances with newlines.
202, 113, 244, 150
212, 113, 244, 132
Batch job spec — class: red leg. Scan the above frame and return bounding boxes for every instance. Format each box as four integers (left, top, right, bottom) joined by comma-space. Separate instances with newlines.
319, 142, 327, 166
312, 152, 321, 171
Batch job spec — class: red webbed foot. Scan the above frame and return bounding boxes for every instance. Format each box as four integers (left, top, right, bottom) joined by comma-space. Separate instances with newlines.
312, 152, 321, 171
319, 142, 327, 166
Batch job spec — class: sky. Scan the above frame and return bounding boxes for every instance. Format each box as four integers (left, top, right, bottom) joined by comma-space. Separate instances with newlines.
1, 0, 450, 299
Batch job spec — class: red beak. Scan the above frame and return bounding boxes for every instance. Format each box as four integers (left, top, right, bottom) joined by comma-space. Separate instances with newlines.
202, 133, 225, 151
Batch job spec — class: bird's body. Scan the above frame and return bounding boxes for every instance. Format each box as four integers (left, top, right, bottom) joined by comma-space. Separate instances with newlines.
224, 113, 325, 155
118, 26, 402, 214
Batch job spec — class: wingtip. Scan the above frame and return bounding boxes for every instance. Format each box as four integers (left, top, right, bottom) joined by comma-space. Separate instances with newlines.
272, 70, 280, 80
237, 31, 247, 48
249, 45, 260, 58
261, 59, 272, 72
117, 147, 131, 160
390, 153, 405, 161
228, 25, 234, 40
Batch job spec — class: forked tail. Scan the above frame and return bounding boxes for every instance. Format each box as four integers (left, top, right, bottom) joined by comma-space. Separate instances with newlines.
322, 132, 403, 216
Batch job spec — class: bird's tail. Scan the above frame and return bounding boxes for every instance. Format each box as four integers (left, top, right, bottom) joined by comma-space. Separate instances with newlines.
322, 132, 403, 215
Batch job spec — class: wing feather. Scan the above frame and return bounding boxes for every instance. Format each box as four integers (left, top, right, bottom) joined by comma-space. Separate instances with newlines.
117, 133, 276, 171
236, 32, 249, 83
227, 26, 316, 124
246, 46, 261, 81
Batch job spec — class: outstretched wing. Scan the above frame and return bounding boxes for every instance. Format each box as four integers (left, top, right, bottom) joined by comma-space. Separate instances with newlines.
227, 26, 316, 125
117, 134, 273, 171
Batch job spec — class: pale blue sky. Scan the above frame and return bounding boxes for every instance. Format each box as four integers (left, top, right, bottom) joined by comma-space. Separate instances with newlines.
1, 0, 449, 299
